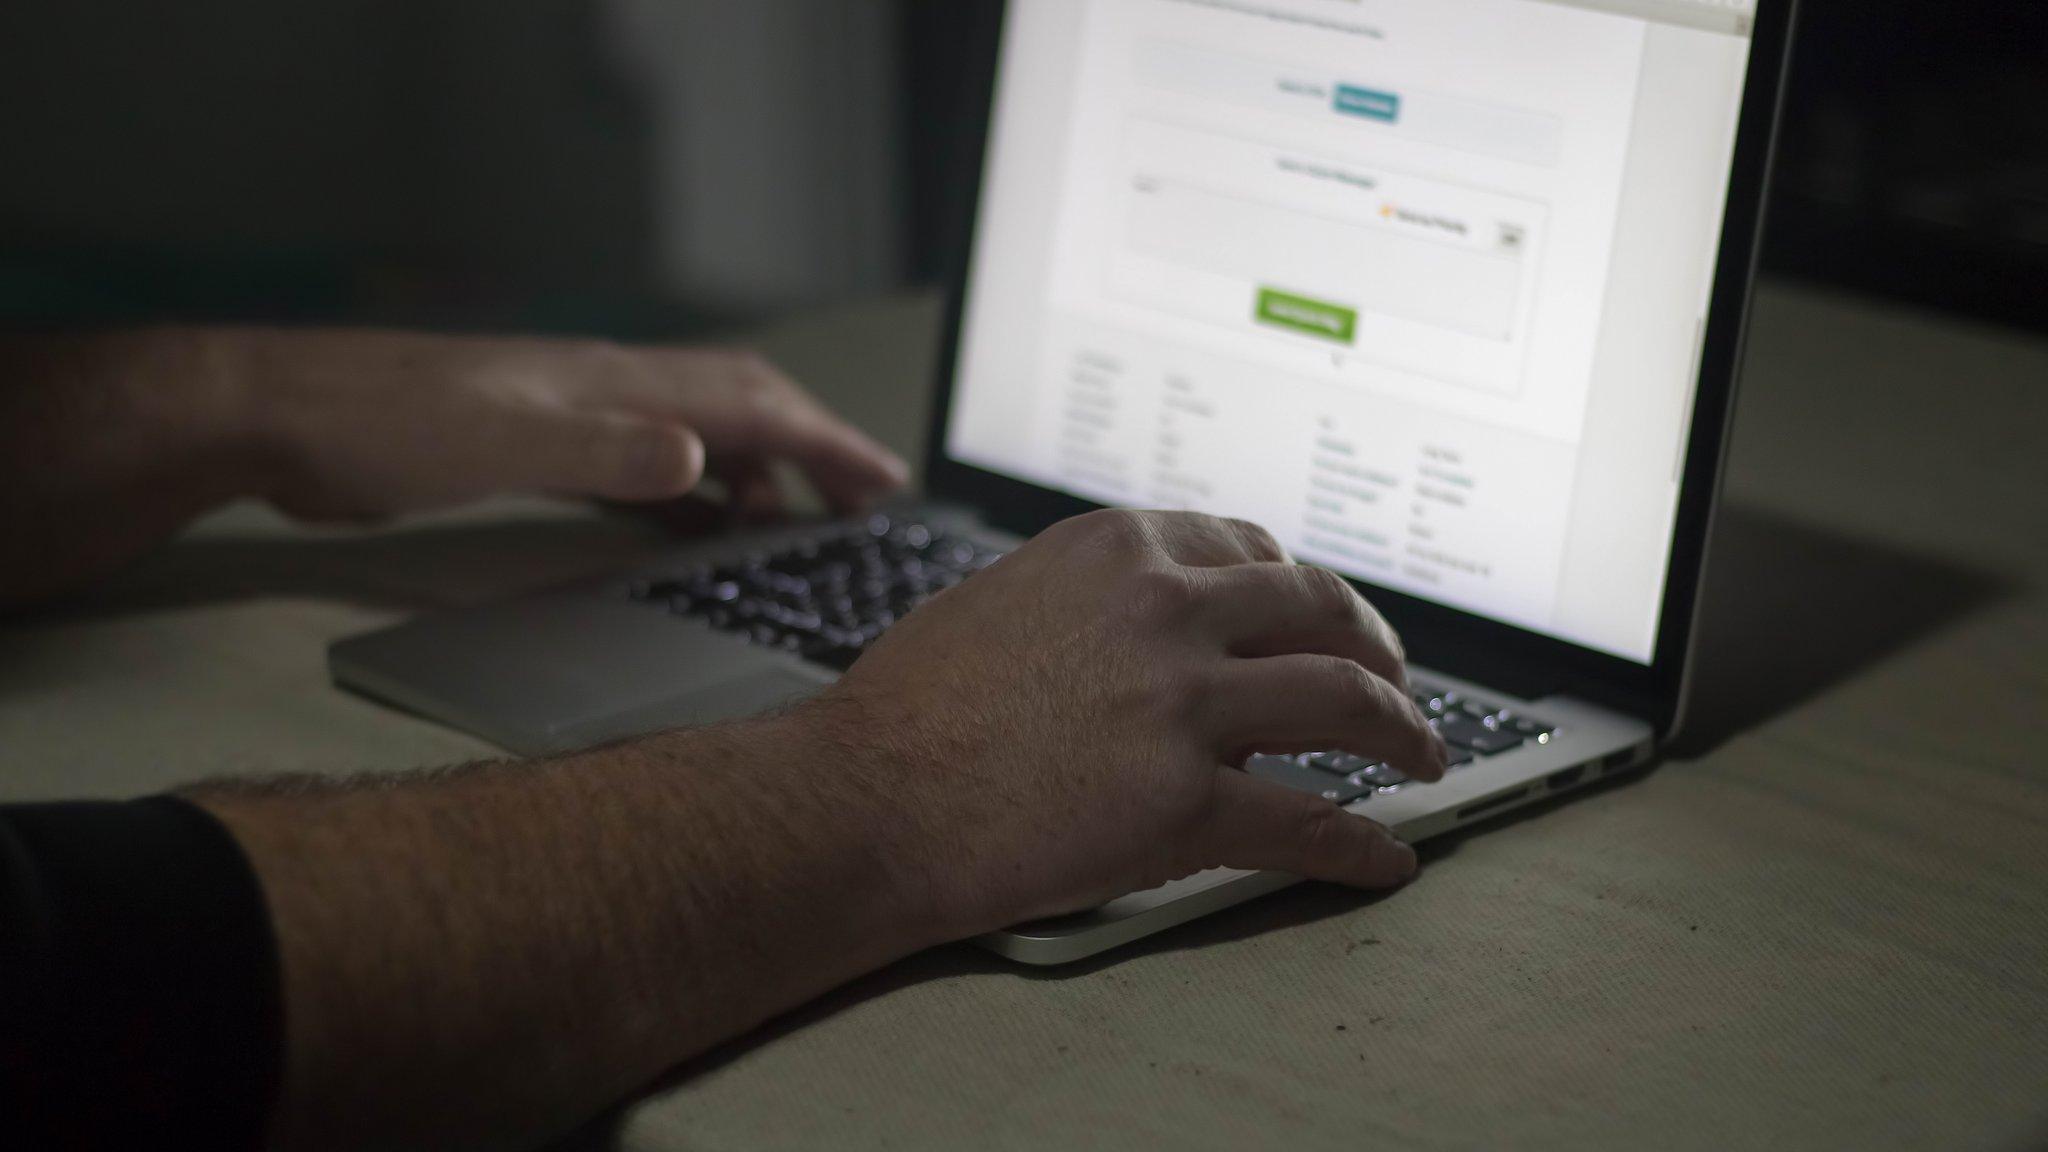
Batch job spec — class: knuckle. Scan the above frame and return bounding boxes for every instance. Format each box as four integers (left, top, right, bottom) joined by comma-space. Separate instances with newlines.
562, 334, 613, 359
1324, 655, 1379, 704
1185, 510, 1237, 542
1304, 567, 1406, 669
575, 337, 634, 376
1295, 800, 1346, 872
730, 349, 783, 391
1229, 518, 1285, 559
1379, 615, 1408, 668
1121, 565, 1196, 626
1301, 565, 1361, 620
1078, 508, 1152, 553
1098, 506, 1150, 537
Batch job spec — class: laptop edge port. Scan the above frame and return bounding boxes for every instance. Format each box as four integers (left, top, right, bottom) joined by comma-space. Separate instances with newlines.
1455, 787, 1530, 823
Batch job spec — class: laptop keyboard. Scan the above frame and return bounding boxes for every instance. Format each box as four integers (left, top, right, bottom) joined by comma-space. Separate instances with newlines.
627, 516, 1003, 670
627, 516, 1553, 801
1244, 683, 1555, 803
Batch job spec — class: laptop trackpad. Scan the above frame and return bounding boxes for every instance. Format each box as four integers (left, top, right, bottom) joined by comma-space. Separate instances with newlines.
555, 669, 826, 751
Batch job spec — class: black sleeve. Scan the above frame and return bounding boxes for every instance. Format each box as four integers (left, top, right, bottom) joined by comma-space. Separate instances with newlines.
0, 796, 282, 1150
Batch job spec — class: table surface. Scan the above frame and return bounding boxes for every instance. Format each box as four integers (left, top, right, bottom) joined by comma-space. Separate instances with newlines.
4, 282, 2044, 1151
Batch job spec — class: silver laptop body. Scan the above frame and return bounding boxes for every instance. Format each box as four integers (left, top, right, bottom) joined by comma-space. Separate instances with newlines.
333, 0, 1796, 964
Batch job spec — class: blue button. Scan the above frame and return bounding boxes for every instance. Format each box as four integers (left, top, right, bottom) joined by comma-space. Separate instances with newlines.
1333, 84, 1400, 123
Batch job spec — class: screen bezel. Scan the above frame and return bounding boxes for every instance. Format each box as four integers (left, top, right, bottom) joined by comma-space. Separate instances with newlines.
922, 0, 1799, 735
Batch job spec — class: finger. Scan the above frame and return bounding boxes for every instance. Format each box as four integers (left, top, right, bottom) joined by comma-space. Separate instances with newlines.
751, 402, 906, 515
1190, 563, 1409, 691
482, 408, 706, 503
718, 459, 786, 522
626, 352, 909, 513
1201, 654, 1447, 780
1201, 768, 1418, 888
1140, 512, 1291, 568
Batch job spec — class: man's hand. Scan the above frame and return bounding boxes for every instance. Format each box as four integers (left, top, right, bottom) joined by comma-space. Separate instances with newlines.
228, 328, 907, 522
824, 508, 1447, 934
194, 510, 1441, 1151
0, 326, 906, 605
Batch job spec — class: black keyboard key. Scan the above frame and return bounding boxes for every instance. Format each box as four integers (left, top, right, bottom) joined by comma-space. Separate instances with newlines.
1306, 751, 1371, 775
1352, 764, 1409, 788
633, 519, 1005, 669
1435, 714, 1524, 756
1246, 755, 1369, 803
931, 538, 980, 570
1456, 699, 1503, 722
766, 546, 822, 576
1412, 690, 1457, 716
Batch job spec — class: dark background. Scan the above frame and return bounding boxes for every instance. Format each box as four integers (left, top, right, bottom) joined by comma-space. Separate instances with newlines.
2, 1, 2042, 339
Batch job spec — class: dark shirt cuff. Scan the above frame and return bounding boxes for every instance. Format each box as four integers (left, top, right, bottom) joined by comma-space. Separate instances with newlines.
0, 795, 282, 1150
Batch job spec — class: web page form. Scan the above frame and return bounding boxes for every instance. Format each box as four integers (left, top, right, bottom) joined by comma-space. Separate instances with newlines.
946, 0, 1755, 662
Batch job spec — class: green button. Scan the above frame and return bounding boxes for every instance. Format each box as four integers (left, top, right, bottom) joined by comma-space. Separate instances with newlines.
1255, 287, 1357, 344
1333, 84, 1400, 123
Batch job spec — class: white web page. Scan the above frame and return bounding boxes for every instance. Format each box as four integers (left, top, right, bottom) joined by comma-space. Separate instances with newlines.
946, 0, 1753, 662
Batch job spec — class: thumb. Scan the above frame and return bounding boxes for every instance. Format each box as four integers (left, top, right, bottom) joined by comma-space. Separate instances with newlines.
1201, 768, 1418, 888
485, 409, 706, 502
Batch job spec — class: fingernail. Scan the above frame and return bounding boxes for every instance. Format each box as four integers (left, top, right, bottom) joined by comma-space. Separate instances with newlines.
1396, 841, 1419, 880
629, 427, 691, 495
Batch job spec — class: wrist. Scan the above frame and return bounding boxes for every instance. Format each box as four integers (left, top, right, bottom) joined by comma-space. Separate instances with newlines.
726, 699, 969, 952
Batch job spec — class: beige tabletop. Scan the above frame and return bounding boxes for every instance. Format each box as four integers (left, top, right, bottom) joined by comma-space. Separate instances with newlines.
3, 283, 2044, 1150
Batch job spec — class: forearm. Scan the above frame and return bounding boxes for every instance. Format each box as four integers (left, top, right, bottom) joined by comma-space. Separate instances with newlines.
191, 702, 948, 1152
0, 327, 267, 606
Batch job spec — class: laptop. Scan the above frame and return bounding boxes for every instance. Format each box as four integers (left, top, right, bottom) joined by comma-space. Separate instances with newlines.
332, 0, 1795, 964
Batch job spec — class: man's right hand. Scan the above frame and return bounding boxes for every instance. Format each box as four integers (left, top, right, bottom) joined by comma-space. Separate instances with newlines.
187, 508, 1448, 1152
813, 508, 1450, 938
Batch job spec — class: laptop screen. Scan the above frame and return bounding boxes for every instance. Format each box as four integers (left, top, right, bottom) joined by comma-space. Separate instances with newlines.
942, 0, 1760, 664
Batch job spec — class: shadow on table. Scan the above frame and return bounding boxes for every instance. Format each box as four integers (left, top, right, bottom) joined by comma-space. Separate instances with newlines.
566, 757, 1697, 1146
559, 879, 1406, 1147
1668, 501, 2013, 756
